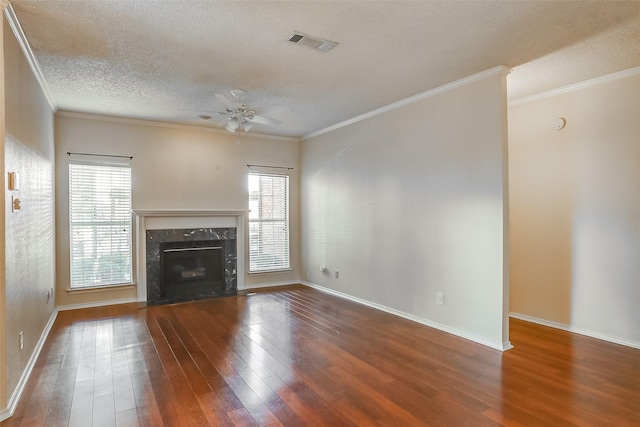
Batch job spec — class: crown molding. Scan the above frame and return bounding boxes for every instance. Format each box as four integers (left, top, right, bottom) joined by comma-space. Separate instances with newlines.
509, 66, 640, 107
4, 4, 57, 111
56, 110, 300, 142
303, 65, 511, 140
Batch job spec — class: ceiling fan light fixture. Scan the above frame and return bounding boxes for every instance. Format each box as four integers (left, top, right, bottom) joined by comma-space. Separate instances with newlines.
226, 120, 239, 132
215, 90, 283, 134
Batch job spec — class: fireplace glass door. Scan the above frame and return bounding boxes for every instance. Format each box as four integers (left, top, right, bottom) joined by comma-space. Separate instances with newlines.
160, 240, 224, 301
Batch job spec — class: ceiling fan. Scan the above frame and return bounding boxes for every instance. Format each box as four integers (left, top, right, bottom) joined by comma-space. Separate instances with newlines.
214, 89, 283, 133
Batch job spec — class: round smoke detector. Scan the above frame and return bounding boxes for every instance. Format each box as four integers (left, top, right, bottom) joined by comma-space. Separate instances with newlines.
553, 117, 567, 130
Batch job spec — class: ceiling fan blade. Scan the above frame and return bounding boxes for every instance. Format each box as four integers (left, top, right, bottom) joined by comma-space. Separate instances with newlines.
216, 116, 229, 127
242, 123, 254, 132
255, 105, 289, 116
215, 93, 235, 109
178, 107, 213, 113
230, 89, 246, 101
248, 114, 281, 127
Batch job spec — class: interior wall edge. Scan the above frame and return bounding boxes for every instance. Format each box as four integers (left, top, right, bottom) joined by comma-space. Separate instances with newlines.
302, 281, 509, 351
510, 312, 640, 350
0, 309, 58, 422
3, 5, 55, 111
0, 5, 6, 414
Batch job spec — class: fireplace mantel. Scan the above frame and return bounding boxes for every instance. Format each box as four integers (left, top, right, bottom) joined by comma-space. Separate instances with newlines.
133, 209, 249, 217
132, 209, 248, 301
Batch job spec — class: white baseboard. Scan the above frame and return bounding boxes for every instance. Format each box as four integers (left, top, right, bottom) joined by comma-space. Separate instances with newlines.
509, 312, 640, 350
0, 309, 58, 422
57, 297, 138, 312
301, 281, 511, 352
242, 280, 300, 291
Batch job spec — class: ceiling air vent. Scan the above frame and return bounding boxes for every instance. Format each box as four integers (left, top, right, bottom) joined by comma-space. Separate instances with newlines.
288, 31, 338, 53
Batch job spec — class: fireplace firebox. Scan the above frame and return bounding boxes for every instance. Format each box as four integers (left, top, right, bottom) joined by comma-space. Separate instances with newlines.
160, 240, 224, 301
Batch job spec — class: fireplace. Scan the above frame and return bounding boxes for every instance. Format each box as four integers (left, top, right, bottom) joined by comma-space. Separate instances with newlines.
133, 209, 247, 304
159, 240, 225, 302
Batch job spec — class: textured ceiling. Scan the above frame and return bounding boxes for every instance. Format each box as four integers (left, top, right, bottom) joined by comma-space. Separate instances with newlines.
11, 0, 640, 138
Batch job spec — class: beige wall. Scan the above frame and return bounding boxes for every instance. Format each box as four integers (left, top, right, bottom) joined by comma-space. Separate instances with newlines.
0, 10, 6, 411
300, 69, 511, 350
54, 113, 301, 307
3, 12, 56, 410
509, 71, 640, 346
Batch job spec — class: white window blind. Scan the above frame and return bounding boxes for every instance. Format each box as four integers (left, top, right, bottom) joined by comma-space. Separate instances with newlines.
248, 172, 290, 272
69, 162, 132, 288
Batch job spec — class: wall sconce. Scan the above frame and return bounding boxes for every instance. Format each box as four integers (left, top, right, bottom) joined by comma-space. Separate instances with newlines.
8, 172, 19, 191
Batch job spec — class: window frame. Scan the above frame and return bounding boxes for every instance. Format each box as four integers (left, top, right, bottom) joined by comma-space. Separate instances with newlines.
248, 171, 291, 273
68, 161, 133, 289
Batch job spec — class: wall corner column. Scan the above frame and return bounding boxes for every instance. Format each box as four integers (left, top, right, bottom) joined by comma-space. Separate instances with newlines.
500, 67, 512, 350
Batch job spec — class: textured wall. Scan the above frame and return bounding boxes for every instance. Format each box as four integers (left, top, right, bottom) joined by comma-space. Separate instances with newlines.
3, 16, 55, 403
0, 13, 6, 410
509, 72, 640, 346
300, 71, 510, 349
54, 114, 301, 307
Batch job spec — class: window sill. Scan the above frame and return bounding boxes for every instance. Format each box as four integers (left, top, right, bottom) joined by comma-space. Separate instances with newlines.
66, 283, 136, 295
248, 268, 293, 275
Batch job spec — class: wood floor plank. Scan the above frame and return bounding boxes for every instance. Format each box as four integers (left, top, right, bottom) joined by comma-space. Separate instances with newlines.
3, 285, 639, 426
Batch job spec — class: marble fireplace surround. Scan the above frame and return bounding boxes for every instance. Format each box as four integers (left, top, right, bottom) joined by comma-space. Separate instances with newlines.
133, 209, 247, 302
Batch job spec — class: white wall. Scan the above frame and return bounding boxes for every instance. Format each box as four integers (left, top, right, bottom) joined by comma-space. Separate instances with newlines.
300, 69, 510, 350
509, 71, 640, 347
3, 13, 56, 411
54, 114, 301, 306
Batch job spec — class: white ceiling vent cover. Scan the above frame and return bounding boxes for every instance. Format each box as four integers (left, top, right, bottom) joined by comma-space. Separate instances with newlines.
288, 31, 338, 52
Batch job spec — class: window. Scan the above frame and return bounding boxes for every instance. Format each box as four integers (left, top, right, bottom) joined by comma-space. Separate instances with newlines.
248, 171, 290, 272
69, 162, 132, 288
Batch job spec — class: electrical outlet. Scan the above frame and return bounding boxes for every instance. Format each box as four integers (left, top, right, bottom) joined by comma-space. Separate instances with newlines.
320, 265, 326, 273
436, 292, 444, 305
19, 331, 24, 350
11, 196, 21, 212
47, 290, 51, 303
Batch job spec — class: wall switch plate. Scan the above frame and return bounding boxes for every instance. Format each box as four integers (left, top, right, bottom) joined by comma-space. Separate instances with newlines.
19, 331, 24, 350
334, 271, 339, 279
8, 172, 19, 191
436, 292, 444, 305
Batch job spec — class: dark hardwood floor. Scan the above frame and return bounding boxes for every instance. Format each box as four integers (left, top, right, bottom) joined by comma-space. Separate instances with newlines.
2, 285, 639, 426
